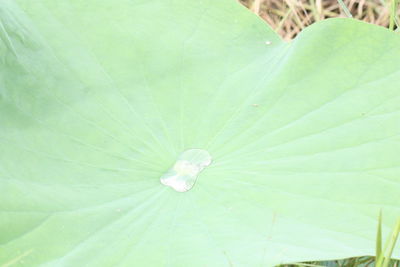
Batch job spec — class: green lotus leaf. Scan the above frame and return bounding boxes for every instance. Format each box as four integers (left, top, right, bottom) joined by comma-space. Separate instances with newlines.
1, 0, 400, 266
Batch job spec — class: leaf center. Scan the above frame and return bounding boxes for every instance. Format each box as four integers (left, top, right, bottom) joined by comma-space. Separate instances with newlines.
160, 149, 212, 192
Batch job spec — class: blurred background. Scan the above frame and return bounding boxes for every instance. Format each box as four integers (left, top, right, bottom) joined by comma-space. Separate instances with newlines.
239, 0, 400, 40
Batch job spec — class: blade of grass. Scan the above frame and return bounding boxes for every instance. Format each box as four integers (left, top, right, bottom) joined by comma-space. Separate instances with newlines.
389, 0, 398, 30
381, 218, 400, 267
251, 0, 262, 15
377, 210, 383, 262
275, 8, 292, 34
357, 257, 375, 265
337, 0, 353, 17
309, 0, 320, 22
285, 0, 305, 29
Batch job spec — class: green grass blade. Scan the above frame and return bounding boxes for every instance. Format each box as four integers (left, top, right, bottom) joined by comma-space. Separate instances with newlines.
377, 210, 383, 262
382, 218, 400, 267
337, 0, 353, 18
390, 0, 399, 30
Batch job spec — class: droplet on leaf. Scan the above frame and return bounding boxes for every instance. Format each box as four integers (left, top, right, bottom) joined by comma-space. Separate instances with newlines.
160, 149, 212, 192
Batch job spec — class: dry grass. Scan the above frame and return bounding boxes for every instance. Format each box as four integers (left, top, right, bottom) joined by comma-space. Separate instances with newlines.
239, 0, 400, 40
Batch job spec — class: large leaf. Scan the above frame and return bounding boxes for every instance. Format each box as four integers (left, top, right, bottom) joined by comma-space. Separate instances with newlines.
1, 0, 400, 266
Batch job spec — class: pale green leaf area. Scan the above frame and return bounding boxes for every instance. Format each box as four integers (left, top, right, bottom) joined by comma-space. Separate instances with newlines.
0, 0, 400, 266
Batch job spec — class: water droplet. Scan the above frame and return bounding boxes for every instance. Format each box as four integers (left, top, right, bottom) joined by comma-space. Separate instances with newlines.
160, 149, 212, 192
265, 41, 272, 45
